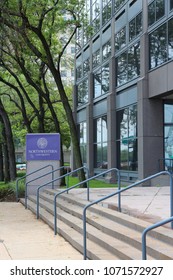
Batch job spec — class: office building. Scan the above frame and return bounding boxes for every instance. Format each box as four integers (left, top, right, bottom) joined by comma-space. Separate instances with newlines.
73, 0, 173, 183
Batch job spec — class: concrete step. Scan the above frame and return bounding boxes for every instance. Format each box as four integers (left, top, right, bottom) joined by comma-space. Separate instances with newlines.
21, 189, 173, 260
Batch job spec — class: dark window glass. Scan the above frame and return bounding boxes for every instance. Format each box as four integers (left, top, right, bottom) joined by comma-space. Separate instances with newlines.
83, 58, 90, 75
94, 64, 109, 98
78, 122, 87, 164
102, 64, 109, 94
116, 105, 138, 171
116, 42, 140, 86
148, 0, 165, 26
102, 40, 111, 61
128, 41, 140, 80
93, 49, 100, 68
117, 51, 128, 86
94, 116, 108, 169
171, 0, 173, 10
102, 1, 111, 26
94, 69, 102, 98
149, 23, 167, 69
76, 65, 82, 80
115, 27, 126, 52
114, 0, 125, 11
168, 18, 173, 60
77, 79, 88, 105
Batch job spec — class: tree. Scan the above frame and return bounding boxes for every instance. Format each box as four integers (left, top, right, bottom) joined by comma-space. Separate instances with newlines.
0, 0, 87, 184
0, 98, 16, 181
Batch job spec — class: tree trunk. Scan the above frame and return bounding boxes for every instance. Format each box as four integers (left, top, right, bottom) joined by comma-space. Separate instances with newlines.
0, 99, 16, 181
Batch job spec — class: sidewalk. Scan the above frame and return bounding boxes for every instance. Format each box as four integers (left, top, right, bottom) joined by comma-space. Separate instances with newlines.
0, 186, 171, 260
0, 202, 82, 260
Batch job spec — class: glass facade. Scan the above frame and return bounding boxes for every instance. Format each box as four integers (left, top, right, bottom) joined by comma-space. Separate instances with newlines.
74, 0, 173, 180
94, 116, 108, 168
149, 18, 173, 69
78, 122, 87, 164
116, 41, 140, 86
116, 105, 138, 171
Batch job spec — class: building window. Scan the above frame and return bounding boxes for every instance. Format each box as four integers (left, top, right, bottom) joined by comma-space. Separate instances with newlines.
171, 0, 173, 10
114, 0, 125, 12
93, 48, 101, 68
78, 122, 87, 164
148, 0, 165, 27
116, 41, 140, 86
102, 0, 112, 26
76, 65, 82, 80
129, 12, 142, 42
115, 26, 126, 52
92, 0, 100, 33
102, 40, 111, 61
94, 116, 108, 169
149, 18, 173, 69
77, 79, 88, 106
116, 104, 138, 171
94, 64, 109, 98
83, 58, 90, 76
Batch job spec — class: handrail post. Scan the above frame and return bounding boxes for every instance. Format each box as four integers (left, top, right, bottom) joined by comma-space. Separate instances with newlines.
117, 169, 121, 212
83, 206, 87, 259
170, 174, 173, 229
142, 229, 147, 260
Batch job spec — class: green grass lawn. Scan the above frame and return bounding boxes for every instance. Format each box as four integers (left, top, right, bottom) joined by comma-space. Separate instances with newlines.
66, 176, 120, 188
0, 172, 124, 201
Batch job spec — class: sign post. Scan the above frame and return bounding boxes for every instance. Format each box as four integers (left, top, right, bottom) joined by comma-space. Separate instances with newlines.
26, 133, 61, 195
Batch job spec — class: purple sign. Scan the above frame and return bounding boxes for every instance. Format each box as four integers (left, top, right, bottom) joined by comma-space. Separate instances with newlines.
26, 133, 60, 161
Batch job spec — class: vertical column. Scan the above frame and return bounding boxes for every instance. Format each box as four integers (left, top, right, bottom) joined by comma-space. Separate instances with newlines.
106, 57, 117, 182
137, 32, 163, 181
86, 73, 94, 177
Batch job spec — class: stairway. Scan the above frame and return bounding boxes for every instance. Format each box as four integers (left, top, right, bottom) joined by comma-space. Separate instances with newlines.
20, 188, 173, 260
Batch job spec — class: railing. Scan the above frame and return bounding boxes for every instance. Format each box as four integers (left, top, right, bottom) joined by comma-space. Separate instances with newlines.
142, 216, 173, 260
36, 166, 89, 219
158, 158, 173, 173
83, 170, 173, 260
16, 164, 54, 202
54, 168, 120, 235
25, 165, 69, 209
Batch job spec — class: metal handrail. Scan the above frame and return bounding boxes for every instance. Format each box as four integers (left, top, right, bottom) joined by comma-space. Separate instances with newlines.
142, 216, 173, 260
54, 168, 120, 235
36, 166, 89, 219
83, 170, 173, 259
25, 165, 69, 209
16, 164, 54, 202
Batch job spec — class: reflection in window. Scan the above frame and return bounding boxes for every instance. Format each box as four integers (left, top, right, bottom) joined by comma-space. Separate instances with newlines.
115, 27, 126, 52
149, 23, 167, 69
102, 40, 111, 61
93, 49, 101, 68
114, 0, 125, 12
148, 0, 165, 26
168, 18, 173, 60
116, 42, 140, 86
92, 0, 100, 33
116, 105, 138, 171
102, 1, 111, 26
171, 0, 173, 10
94, 116, 108, 169
77, 79, 88, 105
78, 122, 87, 164
128, 42, 140, 80
76, 65, 82, 80
129, 12, 142, 42
94, 64, 109, 98
83, 58, 90, 76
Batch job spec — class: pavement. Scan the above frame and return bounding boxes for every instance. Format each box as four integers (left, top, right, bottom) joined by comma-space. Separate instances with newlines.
0, 186, 172, 260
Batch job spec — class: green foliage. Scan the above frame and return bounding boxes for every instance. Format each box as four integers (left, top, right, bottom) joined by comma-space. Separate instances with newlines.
0, 183, 15, 201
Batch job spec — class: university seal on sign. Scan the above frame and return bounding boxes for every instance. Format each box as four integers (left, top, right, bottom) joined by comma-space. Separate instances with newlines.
37, 137, 48, 149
